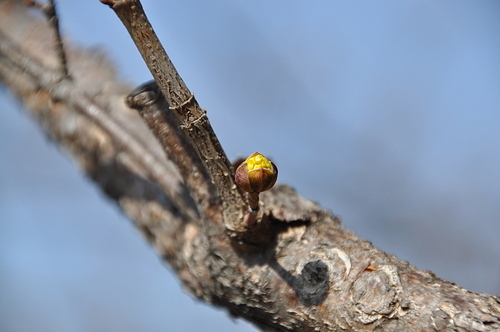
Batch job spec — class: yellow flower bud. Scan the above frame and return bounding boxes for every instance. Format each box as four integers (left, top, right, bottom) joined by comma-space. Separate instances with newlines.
235, 152, 278, 194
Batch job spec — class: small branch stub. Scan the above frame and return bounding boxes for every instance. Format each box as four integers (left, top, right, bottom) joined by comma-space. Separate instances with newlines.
235, 152, 278, 211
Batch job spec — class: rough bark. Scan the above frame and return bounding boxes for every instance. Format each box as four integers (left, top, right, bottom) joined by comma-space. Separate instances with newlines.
1, 1, 499, 331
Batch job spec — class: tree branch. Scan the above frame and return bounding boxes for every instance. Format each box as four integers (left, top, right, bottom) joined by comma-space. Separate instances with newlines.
101, 0, 250, 239
1, 1, 499, 331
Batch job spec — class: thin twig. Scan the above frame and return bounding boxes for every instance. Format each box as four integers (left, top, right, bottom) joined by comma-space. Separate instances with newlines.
101, 0, 250, 234
24, 0, 70, 80
43, 0, 70, 79
100, 0, 189, 107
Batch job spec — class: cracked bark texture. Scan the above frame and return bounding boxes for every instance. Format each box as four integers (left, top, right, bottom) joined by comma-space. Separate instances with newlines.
1, 1, 499, 331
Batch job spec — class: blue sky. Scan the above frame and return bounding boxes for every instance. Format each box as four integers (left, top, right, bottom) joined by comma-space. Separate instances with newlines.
1, 1, 500, 331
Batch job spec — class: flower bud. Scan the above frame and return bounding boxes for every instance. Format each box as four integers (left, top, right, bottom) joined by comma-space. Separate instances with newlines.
235, 152, 278, 193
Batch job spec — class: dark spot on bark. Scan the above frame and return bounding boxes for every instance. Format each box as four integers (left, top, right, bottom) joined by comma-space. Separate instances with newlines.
296, 260, 329, 306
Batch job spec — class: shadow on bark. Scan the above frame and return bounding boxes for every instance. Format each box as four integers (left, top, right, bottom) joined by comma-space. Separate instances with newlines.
270, 259, 330, 306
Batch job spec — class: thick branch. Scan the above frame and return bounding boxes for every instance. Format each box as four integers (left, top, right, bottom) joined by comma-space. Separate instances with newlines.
0, 27, 198, 222
1, 1, 499, 331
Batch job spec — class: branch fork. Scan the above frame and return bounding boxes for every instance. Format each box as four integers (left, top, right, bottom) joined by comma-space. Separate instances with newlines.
103, 0, 273, 244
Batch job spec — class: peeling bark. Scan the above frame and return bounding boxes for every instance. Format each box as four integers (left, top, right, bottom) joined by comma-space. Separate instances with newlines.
1, 1, 499, 331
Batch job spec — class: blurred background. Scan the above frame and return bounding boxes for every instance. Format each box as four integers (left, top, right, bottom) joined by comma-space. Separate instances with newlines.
1, 1, 499, 331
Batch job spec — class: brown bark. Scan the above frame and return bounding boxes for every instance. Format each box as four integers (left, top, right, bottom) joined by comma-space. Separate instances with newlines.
0, 1, 499, 331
